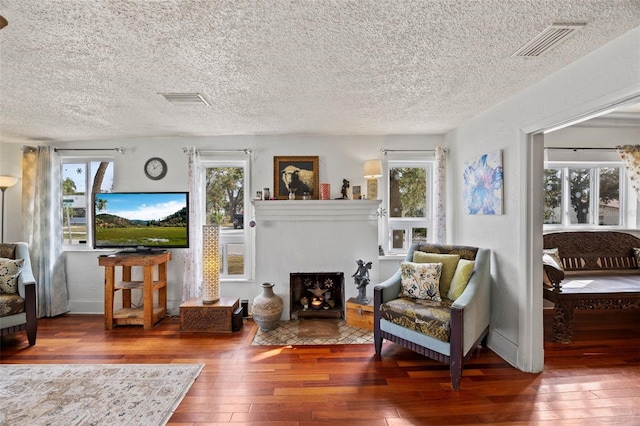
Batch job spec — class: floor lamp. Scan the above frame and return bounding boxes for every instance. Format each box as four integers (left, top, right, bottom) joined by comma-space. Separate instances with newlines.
0, 176, 19, 243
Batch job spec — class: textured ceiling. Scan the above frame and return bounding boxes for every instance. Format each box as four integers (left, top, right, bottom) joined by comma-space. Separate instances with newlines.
0, 0, 639, 144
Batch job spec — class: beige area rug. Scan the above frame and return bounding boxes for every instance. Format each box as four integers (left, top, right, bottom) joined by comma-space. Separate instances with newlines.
0, 363, 203, 426
252, 319, 373, 345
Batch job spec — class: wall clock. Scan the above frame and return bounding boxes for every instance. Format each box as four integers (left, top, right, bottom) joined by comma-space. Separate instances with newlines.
144, 157, 167, 180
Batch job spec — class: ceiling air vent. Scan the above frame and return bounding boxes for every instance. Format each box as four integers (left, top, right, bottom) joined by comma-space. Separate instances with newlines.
511, 23, 586, 57
159, 93, 210, 106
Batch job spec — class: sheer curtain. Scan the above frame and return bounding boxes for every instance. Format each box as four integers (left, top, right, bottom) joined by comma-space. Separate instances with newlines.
434, 147, 447, 243
21, 146, 69, 317
182, 147, 204, 301
616, 145, 640, 199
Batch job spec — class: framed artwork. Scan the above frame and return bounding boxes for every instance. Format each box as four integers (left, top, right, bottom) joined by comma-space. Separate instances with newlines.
273, 156, 319, 200
463, 149, 504, 215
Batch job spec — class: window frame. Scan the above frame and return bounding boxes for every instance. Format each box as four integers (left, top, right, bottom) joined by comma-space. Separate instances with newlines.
201, 157, 253, 282
543, 161, 627, 230
61, 156, 115, 250
382, 157, 435, 255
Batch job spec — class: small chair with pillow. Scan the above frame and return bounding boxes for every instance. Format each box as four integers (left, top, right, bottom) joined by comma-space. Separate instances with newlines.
0, 242, 37, 345
373, 243, 490, 390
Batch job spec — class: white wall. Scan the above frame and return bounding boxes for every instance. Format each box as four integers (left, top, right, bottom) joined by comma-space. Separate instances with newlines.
447, 26, 640, 372
1, 134, 443, 316
0, 142, 24, 243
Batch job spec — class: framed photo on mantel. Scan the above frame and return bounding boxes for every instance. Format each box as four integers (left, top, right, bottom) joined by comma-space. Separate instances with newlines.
274, 156, 319, 200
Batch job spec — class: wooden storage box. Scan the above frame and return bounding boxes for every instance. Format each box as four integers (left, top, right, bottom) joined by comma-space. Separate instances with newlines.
346, 297, 374, 330
180, 297, 239, 333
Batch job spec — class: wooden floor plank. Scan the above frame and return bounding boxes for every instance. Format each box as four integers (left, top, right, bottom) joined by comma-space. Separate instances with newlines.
1, 309, 639, 424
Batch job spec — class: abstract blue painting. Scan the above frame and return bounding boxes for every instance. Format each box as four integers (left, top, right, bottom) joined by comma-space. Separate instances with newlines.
463, 150, 504, 215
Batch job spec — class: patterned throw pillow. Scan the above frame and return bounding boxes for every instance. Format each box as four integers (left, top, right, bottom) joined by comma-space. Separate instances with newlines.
543, 248, 563, 270
400, 261, 442, 302
0, 257, 24, 294
412, 252, 460, 296
634, 248, 640, 268
447, 260, 475, 301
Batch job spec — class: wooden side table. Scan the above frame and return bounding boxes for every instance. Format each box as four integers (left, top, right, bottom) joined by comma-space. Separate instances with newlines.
99, 251, 171, 330
346, 297, 374, 330
180, 297, 240, 332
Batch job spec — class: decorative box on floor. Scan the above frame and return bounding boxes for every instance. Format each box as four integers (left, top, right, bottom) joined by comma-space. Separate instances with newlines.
346, 297, 374, 330
180, 297, 240, 332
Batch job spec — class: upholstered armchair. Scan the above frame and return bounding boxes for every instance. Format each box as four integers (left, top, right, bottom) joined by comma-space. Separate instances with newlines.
0, 242, 37, 345
374, 243, 490, 391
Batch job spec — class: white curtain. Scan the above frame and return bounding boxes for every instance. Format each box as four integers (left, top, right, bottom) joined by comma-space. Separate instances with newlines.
182, 147, 204, 302
616, 145, 640, 200
22, 146, 69, 317
434, 147, 447, 243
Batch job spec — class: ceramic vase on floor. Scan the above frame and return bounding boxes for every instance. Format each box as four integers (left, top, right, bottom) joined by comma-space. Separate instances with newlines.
252, 282, 284, 331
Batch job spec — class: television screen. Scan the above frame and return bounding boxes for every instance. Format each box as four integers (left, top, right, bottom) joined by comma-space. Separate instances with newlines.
93, 192, 189, 250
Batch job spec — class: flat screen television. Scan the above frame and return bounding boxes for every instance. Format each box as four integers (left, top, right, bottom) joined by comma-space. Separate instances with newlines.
93, 192, 189, 251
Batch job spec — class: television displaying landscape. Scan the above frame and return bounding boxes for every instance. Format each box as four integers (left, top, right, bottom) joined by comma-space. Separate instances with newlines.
93, 192, 189, 249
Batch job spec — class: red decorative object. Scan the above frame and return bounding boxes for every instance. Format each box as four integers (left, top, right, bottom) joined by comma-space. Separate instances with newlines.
320, 183, 330, 200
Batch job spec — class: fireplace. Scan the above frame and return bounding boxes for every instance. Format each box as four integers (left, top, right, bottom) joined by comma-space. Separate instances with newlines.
290, 272, 344, 319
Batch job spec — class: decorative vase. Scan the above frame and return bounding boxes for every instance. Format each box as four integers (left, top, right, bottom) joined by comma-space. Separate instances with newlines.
252, 283, 284, 332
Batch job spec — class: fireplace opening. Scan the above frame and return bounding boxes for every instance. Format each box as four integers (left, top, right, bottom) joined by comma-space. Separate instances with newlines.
290, 272, 344, 320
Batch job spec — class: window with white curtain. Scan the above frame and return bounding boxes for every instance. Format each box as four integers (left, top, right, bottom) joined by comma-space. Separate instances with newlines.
383, 158, 434, 254
544, 162, 626, 228
202, 157, 252, 280
61, 158, 114, 247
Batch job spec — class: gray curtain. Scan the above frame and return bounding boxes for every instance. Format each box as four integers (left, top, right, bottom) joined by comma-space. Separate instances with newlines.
434, 147, 447, 243
616, 145, 640, 200
182, 147, 204, 302
22, 146, 69, 317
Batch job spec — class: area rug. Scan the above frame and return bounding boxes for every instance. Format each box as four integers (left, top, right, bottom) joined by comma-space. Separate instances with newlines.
297, 319, 341, 338
252, 319, 373, 345
0, 363, 203, 426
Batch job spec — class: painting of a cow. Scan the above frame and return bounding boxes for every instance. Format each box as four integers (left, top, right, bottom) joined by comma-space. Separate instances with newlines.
273, 156, 319, 200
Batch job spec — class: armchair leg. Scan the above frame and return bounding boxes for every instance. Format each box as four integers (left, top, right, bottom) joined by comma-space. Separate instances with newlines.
374, 327, 383, 355
25, 282, 37, 346
450, 364, 462, 391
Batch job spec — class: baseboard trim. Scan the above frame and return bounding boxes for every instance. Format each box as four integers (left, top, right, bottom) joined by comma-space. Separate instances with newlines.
487, 328, 518, 369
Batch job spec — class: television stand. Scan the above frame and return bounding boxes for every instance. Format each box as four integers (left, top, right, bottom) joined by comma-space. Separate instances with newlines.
99, 251, 172, 330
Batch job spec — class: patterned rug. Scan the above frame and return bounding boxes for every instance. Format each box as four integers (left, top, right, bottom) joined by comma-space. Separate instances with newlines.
0, 363, 203, 426
251, 319, 374, 345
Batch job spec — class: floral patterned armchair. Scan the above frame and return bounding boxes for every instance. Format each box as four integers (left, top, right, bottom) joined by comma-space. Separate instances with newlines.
0, 242, 37, 345
373, 243, 490, 390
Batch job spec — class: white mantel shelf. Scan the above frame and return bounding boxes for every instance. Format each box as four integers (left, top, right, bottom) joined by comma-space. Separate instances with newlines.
252, 199, 381, 222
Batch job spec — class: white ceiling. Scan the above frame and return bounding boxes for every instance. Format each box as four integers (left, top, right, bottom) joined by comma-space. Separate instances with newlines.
1, 1, 639, 144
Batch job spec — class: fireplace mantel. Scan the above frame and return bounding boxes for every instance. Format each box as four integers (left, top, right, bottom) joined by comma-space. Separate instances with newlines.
251, 199, 381, 222
252, 199, 381, 320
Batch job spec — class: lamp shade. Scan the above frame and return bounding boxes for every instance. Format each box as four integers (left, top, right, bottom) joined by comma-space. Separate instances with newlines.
0, 176, 18, 189
363, 159, 383, 178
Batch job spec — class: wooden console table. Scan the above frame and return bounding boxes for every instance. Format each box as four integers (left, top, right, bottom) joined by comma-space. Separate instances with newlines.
99, 251, 171, 330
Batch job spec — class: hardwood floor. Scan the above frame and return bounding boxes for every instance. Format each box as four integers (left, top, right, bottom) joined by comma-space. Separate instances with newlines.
2, 309, 639, 425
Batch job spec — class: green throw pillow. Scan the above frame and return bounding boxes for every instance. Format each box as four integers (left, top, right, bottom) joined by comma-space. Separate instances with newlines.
412, 251, 460, 296
400, 261, 443, 302
0, 257, 24, 294
447, 259, 475, 301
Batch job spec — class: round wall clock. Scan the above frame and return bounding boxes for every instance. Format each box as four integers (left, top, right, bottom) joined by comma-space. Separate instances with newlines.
144, 157, 167, 180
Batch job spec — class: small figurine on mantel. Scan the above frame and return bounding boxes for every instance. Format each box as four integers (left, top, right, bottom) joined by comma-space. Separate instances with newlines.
339, 178, 350, 199
352, 259, 372, 304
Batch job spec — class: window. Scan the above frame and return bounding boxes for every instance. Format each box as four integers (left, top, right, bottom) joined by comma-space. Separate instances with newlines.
544, 163, 624, 227
203, 159, 252, 280
384, 159, 434, 254
61, 159, 114, 246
